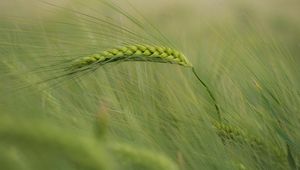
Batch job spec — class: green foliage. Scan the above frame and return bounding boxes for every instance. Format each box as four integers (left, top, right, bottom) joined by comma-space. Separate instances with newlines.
109, 143, 178, 170
0, 0, 300, 170
0, 115, 108, 170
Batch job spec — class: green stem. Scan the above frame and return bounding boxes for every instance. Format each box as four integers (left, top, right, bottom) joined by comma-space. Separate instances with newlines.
192, 68, 221, 121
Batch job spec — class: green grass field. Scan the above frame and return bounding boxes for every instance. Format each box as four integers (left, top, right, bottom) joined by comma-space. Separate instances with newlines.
0, 0, 299, 169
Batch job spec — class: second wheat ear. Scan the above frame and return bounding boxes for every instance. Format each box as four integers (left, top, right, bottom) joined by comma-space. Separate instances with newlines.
69, 44, 220, 120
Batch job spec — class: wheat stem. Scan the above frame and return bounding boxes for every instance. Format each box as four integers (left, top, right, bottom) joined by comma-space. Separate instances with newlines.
192, 68, 221, 121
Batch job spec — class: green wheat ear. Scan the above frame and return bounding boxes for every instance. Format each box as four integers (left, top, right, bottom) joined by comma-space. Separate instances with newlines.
68, 44, 221, 121
212, 121, 287, 167
69, 44, 192, 71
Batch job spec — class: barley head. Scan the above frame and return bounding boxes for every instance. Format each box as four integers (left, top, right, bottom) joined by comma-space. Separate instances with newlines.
69, 44, 192, 72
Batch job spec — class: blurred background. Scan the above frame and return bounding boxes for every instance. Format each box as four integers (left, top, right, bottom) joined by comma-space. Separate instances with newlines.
0, 0, 299, 170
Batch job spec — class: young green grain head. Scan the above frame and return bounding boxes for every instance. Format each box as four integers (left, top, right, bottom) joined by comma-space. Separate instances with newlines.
69, 44, 192, 72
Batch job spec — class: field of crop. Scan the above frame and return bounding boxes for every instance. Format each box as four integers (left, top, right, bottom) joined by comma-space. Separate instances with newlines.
0, 0, 299, 169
